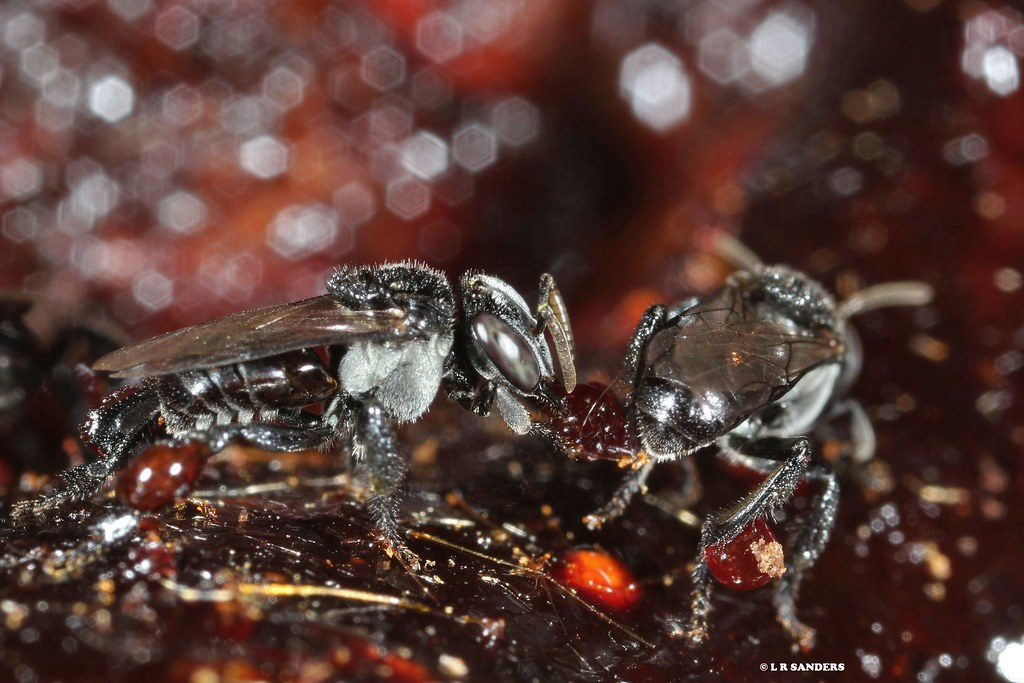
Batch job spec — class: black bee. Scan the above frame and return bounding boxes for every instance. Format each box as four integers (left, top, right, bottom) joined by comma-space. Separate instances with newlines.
10, 263, 576, 568
0, 294, 56, 429
585, 236, 933, 648
1, 293, 115, 424
1, 293, 120, 474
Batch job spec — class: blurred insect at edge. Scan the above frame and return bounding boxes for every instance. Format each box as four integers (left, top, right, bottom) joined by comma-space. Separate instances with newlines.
0, 292, 121, 478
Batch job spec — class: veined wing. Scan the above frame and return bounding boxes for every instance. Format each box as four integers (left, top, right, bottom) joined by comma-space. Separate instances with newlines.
653, 286, 843, 420
95, 296, 416, 378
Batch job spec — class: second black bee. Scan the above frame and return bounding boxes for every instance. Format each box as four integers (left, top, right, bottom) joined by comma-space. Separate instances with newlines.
584, 236, 933, 647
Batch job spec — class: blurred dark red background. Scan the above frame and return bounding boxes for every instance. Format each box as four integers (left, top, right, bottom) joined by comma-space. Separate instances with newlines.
1, 1, 1023, 681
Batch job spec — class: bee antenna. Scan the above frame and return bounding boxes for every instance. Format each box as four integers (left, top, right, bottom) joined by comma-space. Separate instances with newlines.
837, 281, 934, 319
711, 232, 764, 272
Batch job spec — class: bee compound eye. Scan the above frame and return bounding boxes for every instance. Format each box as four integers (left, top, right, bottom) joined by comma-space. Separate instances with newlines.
471, 312, 541, 393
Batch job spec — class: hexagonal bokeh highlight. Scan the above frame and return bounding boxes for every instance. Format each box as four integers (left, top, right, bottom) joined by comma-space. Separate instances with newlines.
88, 74, 135, 123
452, 123, 497, 172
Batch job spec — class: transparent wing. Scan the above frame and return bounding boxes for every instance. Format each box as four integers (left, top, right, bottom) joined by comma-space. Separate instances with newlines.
95, 296, 416, 378
652, 286, 843, 422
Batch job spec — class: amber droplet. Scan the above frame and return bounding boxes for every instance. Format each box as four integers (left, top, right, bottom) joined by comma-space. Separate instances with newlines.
555, 548, 640, 612
549, 382, 631, 462
126, 539, 177, 580
705, 518, 785, 591
116, 442, 212, 511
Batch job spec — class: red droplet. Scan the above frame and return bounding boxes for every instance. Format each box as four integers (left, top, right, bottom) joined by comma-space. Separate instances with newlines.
116, 442, 212, 511
705, 518, 786, 591
555, 548, 640, 612
549, 382, 631, 462
126, 538, 177, 580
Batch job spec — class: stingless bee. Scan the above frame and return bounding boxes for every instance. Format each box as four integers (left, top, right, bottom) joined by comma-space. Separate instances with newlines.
586, 236, 933, 647
11, 263, 576, 568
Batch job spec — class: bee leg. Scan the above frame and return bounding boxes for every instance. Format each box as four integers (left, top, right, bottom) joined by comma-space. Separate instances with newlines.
9, 459, 120, 524
199, 393, 349, 453
834, 399, 876, 465
580, 304, 667, 531
217, 421, 337, 453
665, 296, 701, 319
674, 436, 811, 647
676, 455, 703, 509
442, 358, 497, 417
773, 463, 838, 651
583, 461, 654, 529
351, 400, 420, 571
9, 385, 161, 523
582, 305, 670, 530
823, 398, 887, 492
622, 305, 667, 399
202, 404, 418, 571
585, 451, 703, 530
621, 305, 667, 443
652, 456, 703, 512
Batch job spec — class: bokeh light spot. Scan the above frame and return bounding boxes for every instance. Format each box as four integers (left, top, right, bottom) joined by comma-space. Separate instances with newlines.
267, 203, 340, 259
416, 11, 464, 63
401, 131, 449, 180
88, 75, 135, 123
386, 177, 431, 220
361, 46, 406, 91
748, 9, 814, 88
239, 135, 290, 179
157, 191, 208, 234
452, 123, 497, 172
620, 43, 691, 132
154, 6, 201, 51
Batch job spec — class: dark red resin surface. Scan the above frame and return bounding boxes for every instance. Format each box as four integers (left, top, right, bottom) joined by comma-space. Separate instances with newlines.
1, 2, 1022, 681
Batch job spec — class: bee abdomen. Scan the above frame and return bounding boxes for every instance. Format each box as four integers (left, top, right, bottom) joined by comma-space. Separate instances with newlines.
152, 349, 337, 433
